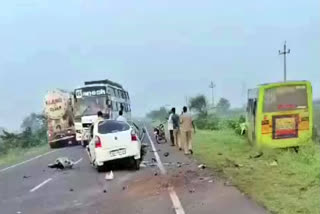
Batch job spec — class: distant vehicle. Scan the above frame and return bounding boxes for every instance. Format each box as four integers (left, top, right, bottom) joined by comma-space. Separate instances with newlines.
246, 81, 313, 148
86, 120, 141, 172
73, 79, 131, 147
44, 89, 76, 148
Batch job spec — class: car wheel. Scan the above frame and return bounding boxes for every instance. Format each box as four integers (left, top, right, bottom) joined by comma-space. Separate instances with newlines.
133, 158, 140, 170
96, 164, 105, 173
49, 143, 56, 149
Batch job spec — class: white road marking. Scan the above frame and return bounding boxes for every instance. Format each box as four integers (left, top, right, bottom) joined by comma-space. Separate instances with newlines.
30, 178, 52, 193
74, 158, 83, 165
145, 126, 186, 214
0, 149, 62, 173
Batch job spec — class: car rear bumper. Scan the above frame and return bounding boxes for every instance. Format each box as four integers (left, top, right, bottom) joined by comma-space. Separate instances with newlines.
95, 145, 141, 166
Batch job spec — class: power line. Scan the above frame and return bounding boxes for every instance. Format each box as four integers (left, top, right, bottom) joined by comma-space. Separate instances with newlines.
278, 41, 290, 82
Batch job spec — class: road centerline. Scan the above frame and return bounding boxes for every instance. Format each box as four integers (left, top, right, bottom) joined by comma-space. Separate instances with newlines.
74, 158, 83, 165
30, 178, 53, 193
145, 126, 186, 214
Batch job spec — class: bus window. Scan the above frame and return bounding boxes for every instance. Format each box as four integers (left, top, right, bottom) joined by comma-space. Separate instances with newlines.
112, 102, 118, 111
264, 85, 308, 112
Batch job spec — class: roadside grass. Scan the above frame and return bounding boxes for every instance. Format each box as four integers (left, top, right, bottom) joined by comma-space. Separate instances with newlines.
194, 130, 320, 214
0, 144, 50, 168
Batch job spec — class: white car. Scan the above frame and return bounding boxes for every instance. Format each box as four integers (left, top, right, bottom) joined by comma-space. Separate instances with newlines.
86, 120, 142, 172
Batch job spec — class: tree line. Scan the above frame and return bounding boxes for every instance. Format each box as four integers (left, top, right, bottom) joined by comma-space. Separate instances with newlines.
0, 113, 47, 155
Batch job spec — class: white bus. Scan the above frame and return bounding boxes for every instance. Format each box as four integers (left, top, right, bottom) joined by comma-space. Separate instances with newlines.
73, 79, 131, 146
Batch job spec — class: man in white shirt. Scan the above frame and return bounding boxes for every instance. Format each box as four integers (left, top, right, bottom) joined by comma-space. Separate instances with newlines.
116, 111, 127, 122
168, 108, 174, 146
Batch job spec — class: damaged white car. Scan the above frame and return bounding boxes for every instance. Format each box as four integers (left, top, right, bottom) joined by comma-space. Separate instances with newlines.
86, 120, 142, 172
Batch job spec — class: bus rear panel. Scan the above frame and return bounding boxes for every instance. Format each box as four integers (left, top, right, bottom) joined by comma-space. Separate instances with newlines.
254, 81, 313, 148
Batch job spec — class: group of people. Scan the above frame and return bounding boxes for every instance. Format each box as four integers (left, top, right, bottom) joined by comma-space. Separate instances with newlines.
168, 106, 196, 155
96, 110, 127, 123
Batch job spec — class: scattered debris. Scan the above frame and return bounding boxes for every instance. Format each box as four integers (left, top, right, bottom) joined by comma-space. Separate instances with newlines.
48, 157, 74, 170
140, 162, 147, 168
69, 188, 74, 192
151, 158, 157, 163
208, 180, 214, 183
198, 164, 206, 169
16, 211, 22, 214
105, 171, 114, 180
199, 177, 204, 181
189, 188, 195, 193
250, 152, 263, 159
224, 181, 233, 187
122, 186, 128, 191
163, 152, 170, 157
218, 152, 223, 156
23, 175, 31, 179
270, 160, 278, 167
154, 172, 159, 176
234, 163, 244, 168
177, 163, 182, 168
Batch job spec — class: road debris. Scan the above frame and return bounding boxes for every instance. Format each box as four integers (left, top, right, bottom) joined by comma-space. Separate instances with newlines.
151, 158, 157, 163
48, 157, 74, 170
224, 181, 233, 187
105, 171, 114, 180
69, 188, 74, 192
140, 162, 147, 168
103, 189, 107, 193
163, 152, 170, 157
154, 172, 159, 176
189, 188, 195, 193
23, 175, 31, 179
122, 186, 128, 191
198, 164, 206, 169
269, 160, 278, 166
16, 212, 22, 214
208, 180, 214, 183
250, 152, 263, 159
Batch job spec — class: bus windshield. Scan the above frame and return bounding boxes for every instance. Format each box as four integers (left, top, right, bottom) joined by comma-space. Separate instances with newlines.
74, 96, 107, 118
263, 85, 308, 112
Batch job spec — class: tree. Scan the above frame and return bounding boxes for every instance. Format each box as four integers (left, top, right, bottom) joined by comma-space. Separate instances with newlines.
216, 98, 231, 113
146, 107, 169, 121
21, 113, 45, 133
189, 95, 208, 116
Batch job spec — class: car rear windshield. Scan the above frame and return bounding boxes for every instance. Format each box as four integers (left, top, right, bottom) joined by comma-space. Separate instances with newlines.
263, 85, 308, 113
98, 120, 130, 134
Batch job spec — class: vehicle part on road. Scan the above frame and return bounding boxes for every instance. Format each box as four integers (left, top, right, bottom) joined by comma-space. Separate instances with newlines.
151, 158, 157, 163
198, 164, 206, 169
163, 152, 170, 157
105, 171, 114, 180
48, 157, 74, 170
23, 175, 31, 179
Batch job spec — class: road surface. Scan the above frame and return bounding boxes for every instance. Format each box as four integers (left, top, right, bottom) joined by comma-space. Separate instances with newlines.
0, 127, 267, 214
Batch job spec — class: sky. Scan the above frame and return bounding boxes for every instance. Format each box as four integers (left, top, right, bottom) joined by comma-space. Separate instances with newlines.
0, 0, 319, 130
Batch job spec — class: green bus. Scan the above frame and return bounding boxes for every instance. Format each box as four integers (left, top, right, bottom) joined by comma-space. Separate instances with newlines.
247, 81, 313, 148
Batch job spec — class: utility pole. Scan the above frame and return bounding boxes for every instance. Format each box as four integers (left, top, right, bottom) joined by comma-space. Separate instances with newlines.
209, 81, 216, 107
278, 41, 290, 82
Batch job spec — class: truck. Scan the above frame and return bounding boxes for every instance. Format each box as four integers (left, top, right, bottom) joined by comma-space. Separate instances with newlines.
44, 89, 76, 148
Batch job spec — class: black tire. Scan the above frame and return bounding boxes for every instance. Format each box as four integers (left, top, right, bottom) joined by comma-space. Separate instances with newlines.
49, 143, 56, 149
96, 164, 105, 173
133, 159, 140, 170
81, 140, 88, 148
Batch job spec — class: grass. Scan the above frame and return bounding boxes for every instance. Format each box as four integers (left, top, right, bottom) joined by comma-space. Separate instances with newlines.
194, 130, 320, 214
0, 144, 50, 168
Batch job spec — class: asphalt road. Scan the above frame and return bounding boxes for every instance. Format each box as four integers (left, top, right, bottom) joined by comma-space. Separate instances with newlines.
0, 128, 267, 214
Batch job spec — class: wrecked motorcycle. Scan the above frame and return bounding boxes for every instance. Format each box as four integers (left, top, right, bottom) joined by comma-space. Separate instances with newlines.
153, 124, 167, 144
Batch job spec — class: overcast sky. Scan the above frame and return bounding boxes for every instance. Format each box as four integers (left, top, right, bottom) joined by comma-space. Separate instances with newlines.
0, 0, 319, 130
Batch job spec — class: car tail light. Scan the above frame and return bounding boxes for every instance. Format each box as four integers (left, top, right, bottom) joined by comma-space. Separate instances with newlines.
131, 131, 138, 141
95, 136, 102, 148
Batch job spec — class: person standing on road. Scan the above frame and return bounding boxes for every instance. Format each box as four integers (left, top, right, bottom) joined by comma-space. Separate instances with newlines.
116, 110, 127, 122
180, 106, 196, 155
171, 108, 181, 150
168, 108, 175, 146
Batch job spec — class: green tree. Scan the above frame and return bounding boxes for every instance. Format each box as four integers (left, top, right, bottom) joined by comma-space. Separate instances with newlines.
189, 95, 208, 116
216, 98, 231, 113
21, 113, 45, 133
146, 107, 169, 121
